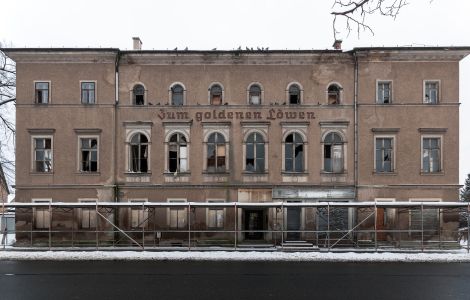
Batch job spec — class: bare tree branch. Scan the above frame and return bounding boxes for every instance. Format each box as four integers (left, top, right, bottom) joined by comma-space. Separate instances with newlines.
331, 0, 409, 39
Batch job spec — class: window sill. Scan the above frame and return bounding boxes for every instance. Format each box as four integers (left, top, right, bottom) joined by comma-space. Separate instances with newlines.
202, 171, 230, 175
420, 171, 444, 176
30, 172, 53, 175
281, 172, 308, 176
372, 171, 397, 176
76, 172, 101, 176
320, 171, 347, 175
242, 171, 269, 175
124, 172, 152, 176
164, 172, 191, 176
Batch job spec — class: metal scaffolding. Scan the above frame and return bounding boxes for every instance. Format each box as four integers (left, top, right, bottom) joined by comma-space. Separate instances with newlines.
2, 201, 469, 252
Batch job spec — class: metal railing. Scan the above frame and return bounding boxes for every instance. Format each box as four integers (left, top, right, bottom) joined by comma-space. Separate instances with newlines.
2, 201, 469, 252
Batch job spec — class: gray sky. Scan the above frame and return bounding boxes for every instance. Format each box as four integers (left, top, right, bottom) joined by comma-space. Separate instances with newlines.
2, 0, 470, 186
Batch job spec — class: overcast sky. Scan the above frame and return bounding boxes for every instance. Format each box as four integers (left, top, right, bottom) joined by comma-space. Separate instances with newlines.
2, 0, 470, 186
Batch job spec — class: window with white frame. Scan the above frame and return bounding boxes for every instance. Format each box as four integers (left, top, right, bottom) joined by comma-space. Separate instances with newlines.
129, 133, 149, 173
35, 82, 49, 104
80, 199, 97, 229
132, 84, 145, 105
33, 199, 51, 229
377, 81, 392, 104
130, 200, 149, 229
424, 81, 439, 104
245, 132, 265, 172
33, 137, 53, 172
168, 199, 187, 229
284, 132, 304, 172
207, 200, 224, 229
168, 133, 188, 173
248, 84, 262, 105
422, 137, 441, 173
206, 132, 226, 172
80, 137, 98, 172
375, 137, 394, 172
81, 82, 96, 104
323, 132, 344, 173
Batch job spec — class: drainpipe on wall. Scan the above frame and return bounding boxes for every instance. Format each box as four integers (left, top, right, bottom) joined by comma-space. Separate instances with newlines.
113, 51, 121, 243
353, 52, 359, 202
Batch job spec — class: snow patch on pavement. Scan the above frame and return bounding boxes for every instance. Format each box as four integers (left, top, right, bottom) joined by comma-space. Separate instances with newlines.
1, 251, 470, 262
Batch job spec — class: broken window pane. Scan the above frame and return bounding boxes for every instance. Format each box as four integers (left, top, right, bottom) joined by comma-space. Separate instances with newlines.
378, 82, 391, 104
288, 84, 300, 104
129, 133, 149, 173
207, 133, 226, 172
34, 137, 52, 172
376, 138, 393, 172
422, 138, 441, 172
424, 82, 439, 104
285, 133, 303, 172
133, 84, 145, 105
35, 82, 49, 104
323, 133, 343, 172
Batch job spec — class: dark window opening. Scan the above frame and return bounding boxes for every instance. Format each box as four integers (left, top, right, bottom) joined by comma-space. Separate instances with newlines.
171, 84, 184, 106
327, 84, 341, 105
133, 84, 145, 105
210, 84, 223, 105
288, 84, 300, 104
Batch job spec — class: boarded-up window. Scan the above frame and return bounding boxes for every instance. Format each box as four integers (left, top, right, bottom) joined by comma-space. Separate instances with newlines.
410, 207, 439, 239
131, 201, 148, 229
208, 203, 224, 229
210, 84, 223, 105
81, 201, 97, 229
34, 200, 50, 229
169, 200, 187, 229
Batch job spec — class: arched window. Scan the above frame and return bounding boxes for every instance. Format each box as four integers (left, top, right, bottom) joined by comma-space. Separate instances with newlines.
168, 133, 188, 172
210, 84, 223, 105
327, 84, 341, 105
245, 132, 265, 172
324, 132, 344, 173
171, 84, 184, 106
207, 132, 226, 172
288, 84, 301, 104
133, 84, 145, 105
249, 84, 262, 105
129, 133, 148, 172
285, 133, 304, 172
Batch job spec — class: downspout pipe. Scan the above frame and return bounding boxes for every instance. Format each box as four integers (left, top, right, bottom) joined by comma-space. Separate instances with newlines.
353, 51, 359, 201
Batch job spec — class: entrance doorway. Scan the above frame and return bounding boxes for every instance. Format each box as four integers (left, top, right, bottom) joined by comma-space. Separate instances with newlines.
286, 206, 301, 240
244, 210, 264, 240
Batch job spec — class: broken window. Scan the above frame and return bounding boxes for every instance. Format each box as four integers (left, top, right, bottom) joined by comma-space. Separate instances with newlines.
168, 133, 188, 173
169, 200, 187, 229
129, 133, 149, 173
81, 82, 95, 104
130, 201, 149, 229
424, 81, 439, 104
171, 84, 184, 106
288, 84, 301, 104
422, 137, 441, 173
34, 137, 52, 172
35, 82, 49, 104
207, 132, 226, 172
377, 82, 391, 104
245, 132, 265, 172
249, 84, 261, 105
133, 84, 145, 105
327, 84, 341, 105
80, 200, 97, 229
80, 138, 98, 172
324, 132, 343, 173
210, 84, 223, 105
376, 138, 393, 172
284, 132, 304, 172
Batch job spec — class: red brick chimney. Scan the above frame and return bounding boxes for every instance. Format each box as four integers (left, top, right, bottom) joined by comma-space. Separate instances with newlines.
332, 39, 342, 50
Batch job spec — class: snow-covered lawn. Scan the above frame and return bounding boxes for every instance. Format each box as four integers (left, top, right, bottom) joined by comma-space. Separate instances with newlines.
1, 251, 470, 262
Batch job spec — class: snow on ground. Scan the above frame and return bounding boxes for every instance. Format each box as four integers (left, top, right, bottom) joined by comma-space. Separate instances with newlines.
1, 251, 470, 262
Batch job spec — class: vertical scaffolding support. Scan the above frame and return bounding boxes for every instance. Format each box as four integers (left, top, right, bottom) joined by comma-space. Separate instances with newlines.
438, 208, 441, 249
374, 204, 378, 252
421, 203, 424, 252
234, 202, 238, 250
467, 202, 469, 253
281, 202, 284, 248
188, 202, 191, 251
48, 202, 52, 250
327, 203, 330, 250
95, 202, 99, 250
142, 203, 145, 250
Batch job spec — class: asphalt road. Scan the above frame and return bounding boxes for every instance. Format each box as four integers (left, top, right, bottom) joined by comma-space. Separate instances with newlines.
0, 261, 469, 300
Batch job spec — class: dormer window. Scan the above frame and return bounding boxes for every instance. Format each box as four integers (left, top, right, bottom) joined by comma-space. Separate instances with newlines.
132, 84, 145, 105
210, 84, 223, 105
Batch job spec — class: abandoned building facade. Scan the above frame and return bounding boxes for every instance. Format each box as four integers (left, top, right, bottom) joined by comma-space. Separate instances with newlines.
5, 40, 469, 247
